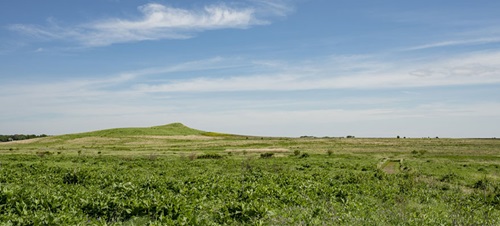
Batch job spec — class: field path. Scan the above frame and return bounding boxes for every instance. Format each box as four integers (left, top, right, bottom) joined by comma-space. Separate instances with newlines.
379, 159, 402, 174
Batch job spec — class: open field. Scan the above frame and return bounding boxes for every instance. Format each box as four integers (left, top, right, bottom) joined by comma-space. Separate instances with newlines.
1, 123, 499, 225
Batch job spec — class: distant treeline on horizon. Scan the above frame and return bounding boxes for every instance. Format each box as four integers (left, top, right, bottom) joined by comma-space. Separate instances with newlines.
0, 134, 48, 142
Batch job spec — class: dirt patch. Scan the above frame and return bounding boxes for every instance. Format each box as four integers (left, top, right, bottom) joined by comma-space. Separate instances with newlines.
379, 159, 401, 174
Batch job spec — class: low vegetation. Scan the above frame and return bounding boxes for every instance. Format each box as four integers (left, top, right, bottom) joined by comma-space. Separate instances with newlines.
0, 123, 498, 224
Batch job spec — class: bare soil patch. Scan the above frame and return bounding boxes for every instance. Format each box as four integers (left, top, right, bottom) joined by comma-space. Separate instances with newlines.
380, 159, 401, 174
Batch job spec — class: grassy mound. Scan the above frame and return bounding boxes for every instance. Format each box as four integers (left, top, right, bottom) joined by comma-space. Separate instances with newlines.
61, 123, 206, 139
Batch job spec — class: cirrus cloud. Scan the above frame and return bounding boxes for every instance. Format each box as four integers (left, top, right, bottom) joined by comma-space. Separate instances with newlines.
9, 2, 286, 47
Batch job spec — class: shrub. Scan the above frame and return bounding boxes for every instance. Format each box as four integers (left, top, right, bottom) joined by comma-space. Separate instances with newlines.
260, 153, 274, 158
473, 178, 491, 190
327, 150, 333, 156
299, 153, 309, 158
197, 153, 223, 159
440, 173, 459, 182
293, 150, 301, 156
412, 150, 427, 156
63, 171, 86, 185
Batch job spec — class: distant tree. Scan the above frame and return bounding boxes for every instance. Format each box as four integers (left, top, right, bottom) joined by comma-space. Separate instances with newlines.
0, 134, 49, 142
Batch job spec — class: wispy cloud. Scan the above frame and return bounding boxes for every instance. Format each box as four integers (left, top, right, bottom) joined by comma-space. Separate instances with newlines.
250, 0, 294, 17
2, 51, 500, 136
9, 2, 289, 47
404, 37, 500, 51
132, 51, 500, 92
3, 50, 500, 97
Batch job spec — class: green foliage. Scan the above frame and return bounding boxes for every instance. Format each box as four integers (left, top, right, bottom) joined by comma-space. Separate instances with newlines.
1, 125, 500, 225
0, 154, 498, 225
62, 170, 87, 185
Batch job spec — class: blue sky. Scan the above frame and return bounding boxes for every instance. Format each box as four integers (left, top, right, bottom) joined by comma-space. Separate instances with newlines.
1, 0, 500, 137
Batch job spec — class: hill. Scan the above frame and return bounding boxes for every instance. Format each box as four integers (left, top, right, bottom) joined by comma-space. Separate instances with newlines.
0, 123, 234, 152
61, 122, 207, 138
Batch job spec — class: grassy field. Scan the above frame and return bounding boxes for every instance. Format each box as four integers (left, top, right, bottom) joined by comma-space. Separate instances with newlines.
0, 123, 499, 225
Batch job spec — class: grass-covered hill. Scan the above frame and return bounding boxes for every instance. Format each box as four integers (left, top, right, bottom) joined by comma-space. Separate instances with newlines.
0, 123, 236, 154
61, 122, 208, 138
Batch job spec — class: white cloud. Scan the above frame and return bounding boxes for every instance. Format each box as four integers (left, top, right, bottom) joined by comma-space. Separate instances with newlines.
3, 50, 500, 98
404, 37, 500, 51
9, 2, 286, 47
2, 51, 500, 136
132, 51, 500, 92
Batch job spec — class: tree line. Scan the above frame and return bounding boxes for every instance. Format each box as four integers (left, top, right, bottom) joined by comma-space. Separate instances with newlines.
0, 134, 48, 142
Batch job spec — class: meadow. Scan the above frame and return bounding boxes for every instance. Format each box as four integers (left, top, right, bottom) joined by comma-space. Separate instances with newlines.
0, 123, 499, 225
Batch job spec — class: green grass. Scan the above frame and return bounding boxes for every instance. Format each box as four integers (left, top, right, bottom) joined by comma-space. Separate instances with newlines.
0, 124, 499, 224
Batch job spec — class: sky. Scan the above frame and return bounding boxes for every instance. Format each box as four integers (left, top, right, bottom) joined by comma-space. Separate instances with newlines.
1, 0, 500, 138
